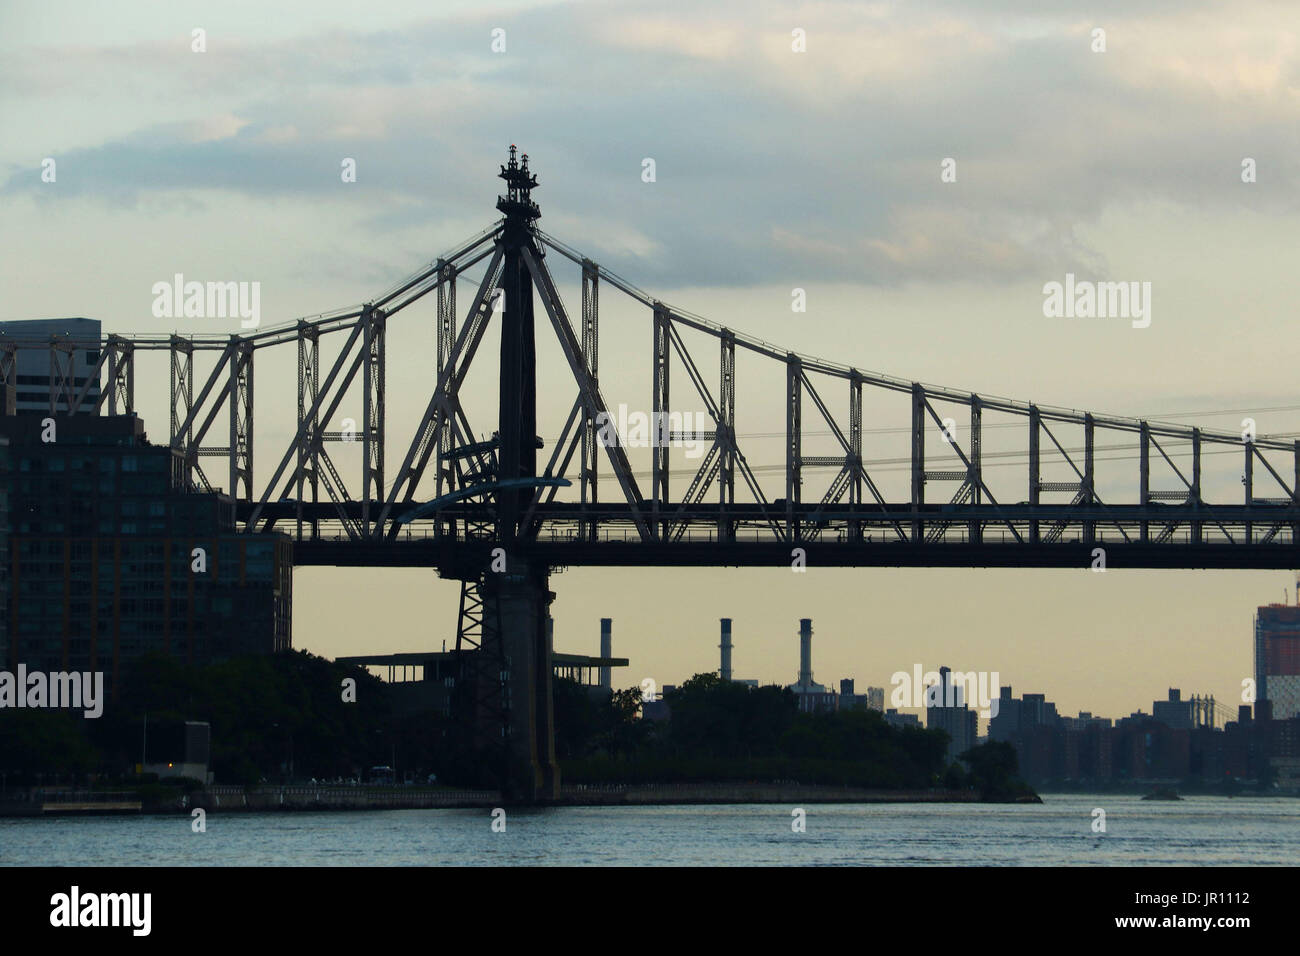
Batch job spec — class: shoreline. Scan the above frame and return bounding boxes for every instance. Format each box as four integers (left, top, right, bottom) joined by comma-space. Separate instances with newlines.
3, 783, 1010, 815
9, 783, 1294, 817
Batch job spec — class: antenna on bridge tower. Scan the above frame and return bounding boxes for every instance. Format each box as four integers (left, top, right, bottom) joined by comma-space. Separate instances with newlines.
497, 144, 540, 228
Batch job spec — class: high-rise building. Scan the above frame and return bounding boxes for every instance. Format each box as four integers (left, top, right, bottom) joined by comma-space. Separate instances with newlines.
1153, 689, 1194, 730
1256, 599, 1300, 721
0, 318, 101, 414
988, 685, 1022, 742
926, 665, 978, 764
0, 413, 291, 694
1021, 692, 1059, 728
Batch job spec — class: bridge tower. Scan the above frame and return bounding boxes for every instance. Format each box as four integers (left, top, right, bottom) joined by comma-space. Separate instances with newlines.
481, 146, 559, 801
496, 145, 541, 536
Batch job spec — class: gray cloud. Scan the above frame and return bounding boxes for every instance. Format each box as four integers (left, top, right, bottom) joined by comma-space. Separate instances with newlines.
2, 0, 1296, 288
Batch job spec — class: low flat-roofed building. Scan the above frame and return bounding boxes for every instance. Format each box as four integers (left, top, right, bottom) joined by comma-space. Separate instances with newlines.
337, 649, 631, 716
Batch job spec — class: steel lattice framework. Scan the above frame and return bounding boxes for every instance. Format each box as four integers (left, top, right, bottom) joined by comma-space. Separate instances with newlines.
4, 157, 1299, 573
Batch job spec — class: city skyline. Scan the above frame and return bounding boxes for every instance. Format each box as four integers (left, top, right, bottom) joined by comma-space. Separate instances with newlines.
293, 564, 1299, 724
5, 2, 1300, 748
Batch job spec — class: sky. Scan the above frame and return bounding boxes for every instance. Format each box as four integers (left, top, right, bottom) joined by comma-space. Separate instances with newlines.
2, 0, 1298, 722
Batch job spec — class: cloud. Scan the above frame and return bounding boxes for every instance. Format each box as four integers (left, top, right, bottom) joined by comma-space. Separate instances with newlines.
0, 0, 1295, 289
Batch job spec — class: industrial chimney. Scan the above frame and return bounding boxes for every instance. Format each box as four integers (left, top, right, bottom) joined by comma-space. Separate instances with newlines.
599, 618, 612, 691
719, 618, 733, 682
798, 618, 813, 687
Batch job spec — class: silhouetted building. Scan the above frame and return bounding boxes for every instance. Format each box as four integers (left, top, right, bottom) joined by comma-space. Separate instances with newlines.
0, 318, 101, 413
1061, 711, 1112, 732
1021, 692, 1059, 729
838, 678, 869, 710
1220, 716, 1256, 779
884, 708, 920, 729
979, 682, 1300, 787
1078, 722, 1113, 781
988, 686, 1021, 742
339, 640, 630, 716
1256, 601, 1300, 721
0, 413, 291, 693
927, 666, 978, 764
1022, 724, 1056, 782
1117, 709, 1152, 729
989, 685, 1062, 740
1153, 689, 1194, 730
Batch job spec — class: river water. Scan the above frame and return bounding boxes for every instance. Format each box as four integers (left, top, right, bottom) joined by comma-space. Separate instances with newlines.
2, 794, 1296, 866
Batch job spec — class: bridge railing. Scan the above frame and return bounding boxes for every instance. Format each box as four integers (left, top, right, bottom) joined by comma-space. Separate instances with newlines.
287, 521, 1286, 547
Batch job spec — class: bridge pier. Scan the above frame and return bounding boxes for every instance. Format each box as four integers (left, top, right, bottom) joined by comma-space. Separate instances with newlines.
482, 557, 560, 802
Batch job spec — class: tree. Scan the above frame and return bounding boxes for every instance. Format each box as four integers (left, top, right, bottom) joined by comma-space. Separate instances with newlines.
960, 740, 1037, 801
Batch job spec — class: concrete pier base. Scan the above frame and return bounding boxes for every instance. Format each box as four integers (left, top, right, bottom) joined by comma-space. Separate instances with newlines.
484, 556, 560, 802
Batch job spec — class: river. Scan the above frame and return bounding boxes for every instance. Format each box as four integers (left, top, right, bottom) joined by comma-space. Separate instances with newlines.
2, 793, 1295, 866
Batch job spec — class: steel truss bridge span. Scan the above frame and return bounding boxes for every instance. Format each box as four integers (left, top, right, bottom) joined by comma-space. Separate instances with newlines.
5, 175, 1298, 572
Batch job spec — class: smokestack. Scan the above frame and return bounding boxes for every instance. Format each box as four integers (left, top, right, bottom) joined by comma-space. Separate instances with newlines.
599, 618, 612, 691
719, 618, 733, 682
799, 618, 813, 686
